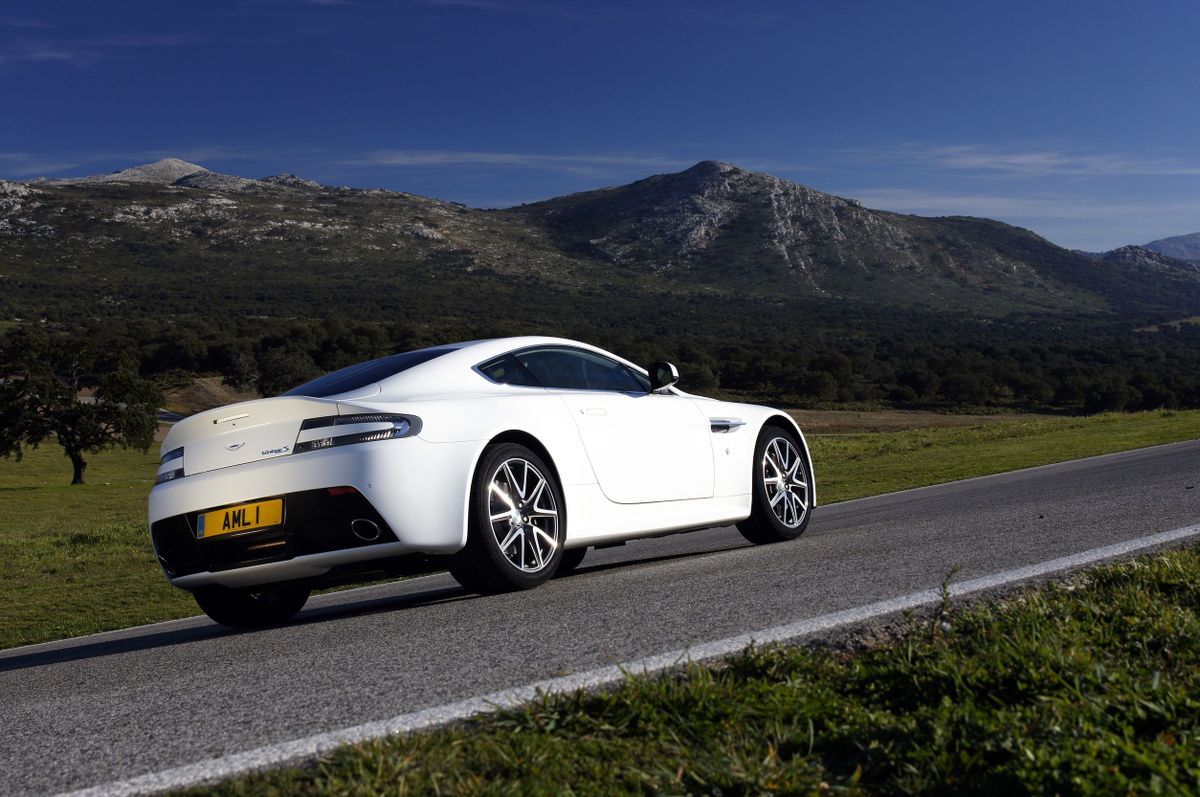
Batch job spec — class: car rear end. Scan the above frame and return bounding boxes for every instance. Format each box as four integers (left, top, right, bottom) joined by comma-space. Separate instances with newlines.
148, 395, 471, 591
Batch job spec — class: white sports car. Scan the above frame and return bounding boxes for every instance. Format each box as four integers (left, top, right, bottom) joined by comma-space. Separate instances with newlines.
149, 337, 815, 628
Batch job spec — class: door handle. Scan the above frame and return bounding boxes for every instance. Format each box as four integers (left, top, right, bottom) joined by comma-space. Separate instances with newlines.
582, 408, 607, 416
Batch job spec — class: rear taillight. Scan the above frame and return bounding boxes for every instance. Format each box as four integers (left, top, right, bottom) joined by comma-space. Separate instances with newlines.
293, 413, 420, 454
155, 446, 184, 485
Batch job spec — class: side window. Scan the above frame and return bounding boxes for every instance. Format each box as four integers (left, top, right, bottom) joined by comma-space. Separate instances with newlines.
581, 356, 649, 392
476, 354, 541, 387
515, 349, 588, 389
516, 348, 650, 393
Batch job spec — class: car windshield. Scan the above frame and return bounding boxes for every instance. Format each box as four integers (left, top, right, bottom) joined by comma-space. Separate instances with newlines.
282, 345, 458, 397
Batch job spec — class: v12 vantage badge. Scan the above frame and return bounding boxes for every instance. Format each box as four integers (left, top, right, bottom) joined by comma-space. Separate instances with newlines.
149, 337, 816, 628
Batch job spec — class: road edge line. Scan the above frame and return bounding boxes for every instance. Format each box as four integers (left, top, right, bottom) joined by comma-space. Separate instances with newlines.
58, 522, 1200, 797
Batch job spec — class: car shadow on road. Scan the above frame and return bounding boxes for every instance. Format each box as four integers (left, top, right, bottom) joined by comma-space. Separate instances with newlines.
560, 541, 751, 577
292, 583, 474, 627
0, 583, 469, 673
0, 624, 229, 673
0, 540, 752, 673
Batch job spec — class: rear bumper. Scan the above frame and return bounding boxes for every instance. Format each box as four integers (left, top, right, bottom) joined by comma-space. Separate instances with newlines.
148, 436, 480, 589
152, 487, 397, 580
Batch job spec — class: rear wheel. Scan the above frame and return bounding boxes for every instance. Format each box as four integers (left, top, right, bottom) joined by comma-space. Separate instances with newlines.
448, 443, 565, 594
737, 425, 813, 544
193, 584, 311, 629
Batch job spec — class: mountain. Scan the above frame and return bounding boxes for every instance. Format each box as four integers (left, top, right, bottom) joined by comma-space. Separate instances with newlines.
514, 160, 1200, 314
43, 157, 323, 194
1145, 232, 1200, 264
1097, 244, 1200, 274
2, 158, 1200, 325
0, 161, 611, 326
48, 157, 209, 185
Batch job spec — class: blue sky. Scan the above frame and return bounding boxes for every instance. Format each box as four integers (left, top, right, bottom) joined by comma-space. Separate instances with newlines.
2, 0, 1198, 250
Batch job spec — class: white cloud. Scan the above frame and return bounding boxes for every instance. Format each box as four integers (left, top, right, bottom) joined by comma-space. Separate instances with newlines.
930, 146, 1200, 176
0, 152, 82, 177
415, 0, 626, 20
0, 32, 201, 71
0, 44, 95, 67
0, 16, 49, 29
415, 0, 770, 25
849, 143, 1200, 178
340, 149, 690, 172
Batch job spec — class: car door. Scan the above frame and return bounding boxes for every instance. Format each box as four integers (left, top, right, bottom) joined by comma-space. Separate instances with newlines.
515, 347, 715, 504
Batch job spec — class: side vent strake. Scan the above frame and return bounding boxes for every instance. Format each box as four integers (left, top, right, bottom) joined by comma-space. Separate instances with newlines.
709, 418, 746, 434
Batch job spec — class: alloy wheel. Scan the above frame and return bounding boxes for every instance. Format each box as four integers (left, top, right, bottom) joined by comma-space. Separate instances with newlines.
487, 457, 560, 572
761, 436, 810, 529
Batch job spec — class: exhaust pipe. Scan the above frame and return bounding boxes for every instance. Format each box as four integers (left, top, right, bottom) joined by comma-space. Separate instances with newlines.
350, 518, 381, 542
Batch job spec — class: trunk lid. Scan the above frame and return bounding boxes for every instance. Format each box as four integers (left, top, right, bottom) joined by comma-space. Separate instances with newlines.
161, 396, 337, 478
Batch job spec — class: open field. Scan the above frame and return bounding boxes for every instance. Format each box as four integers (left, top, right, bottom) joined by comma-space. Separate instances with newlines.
185, 545, 1200, 796
789, 407, 1047, 434
806, 410, 1200, 503
0, 444, 194, 648
163, 376, 258, 416
0, 410, 1197, 650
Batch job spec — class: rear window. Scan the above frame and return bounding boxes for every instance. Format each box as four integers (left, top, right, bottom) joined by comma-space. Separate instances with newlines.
476, 354, 541, 387
282, 346, 457, 398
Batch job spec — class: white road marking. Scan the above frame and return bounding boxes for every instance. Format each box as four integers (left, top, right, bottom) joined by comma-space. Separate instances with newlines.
57, 522, 1200, 797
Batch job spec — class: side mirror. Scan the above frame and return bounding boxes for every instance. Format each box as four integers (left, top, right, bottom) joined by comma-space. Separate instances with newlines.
648, 361, 679, 392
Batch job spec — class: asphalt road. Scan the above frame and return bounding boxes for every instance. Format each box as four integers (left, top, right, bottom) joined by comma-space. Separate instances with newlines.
3, 441, 1199, 796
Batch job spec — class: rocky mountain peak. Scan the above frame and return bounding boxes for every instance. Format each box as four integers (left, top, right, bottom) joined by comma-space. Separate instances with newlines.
36, 159, 330, 195
681, 159, 740, 177
516, 160, 879, 287
1101, 244, 1200, 273
667, 160, 770, 191
261, 173, 322, 189
99, 157, 208, 184
47, 157, 209, 186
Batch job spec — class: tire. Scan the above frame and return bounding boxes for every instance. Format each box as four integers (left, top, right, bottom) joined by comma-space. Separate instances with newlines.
736, 424, 814, 544
448, 443, 566, 594
193, 583, 311, 629
556, 546, 588, 576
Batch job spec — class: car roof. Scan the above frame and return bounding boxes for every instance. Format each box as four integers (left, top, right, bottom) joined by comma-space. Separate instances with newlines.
370, 336, 644, 398
281, 336, 654, 401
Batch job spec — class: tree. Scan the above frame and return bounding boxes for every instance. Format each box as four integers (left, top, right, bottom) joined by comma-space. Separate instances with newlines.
0, 327, 162, 484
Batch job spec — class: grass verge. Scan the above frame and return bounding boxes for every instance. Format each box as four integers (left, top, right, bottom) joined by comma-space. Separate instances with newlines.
186, 547, 1200, 795
0, 445, 195, 648
0, 410, 1197, 649
807, 410, 1200, 504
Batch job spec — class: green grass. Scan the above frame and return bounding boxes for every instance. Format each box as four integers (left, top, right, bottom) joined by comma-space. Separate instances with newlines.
0, 444, 195, 648
808, 410, 1200, 503
0, 410, 1196, 650
187, 547, 1200, 796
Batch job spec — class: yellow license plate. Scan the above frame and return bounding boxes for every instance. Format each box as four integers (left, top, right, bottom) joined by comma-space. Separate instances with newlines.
197, 499, 283, 539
